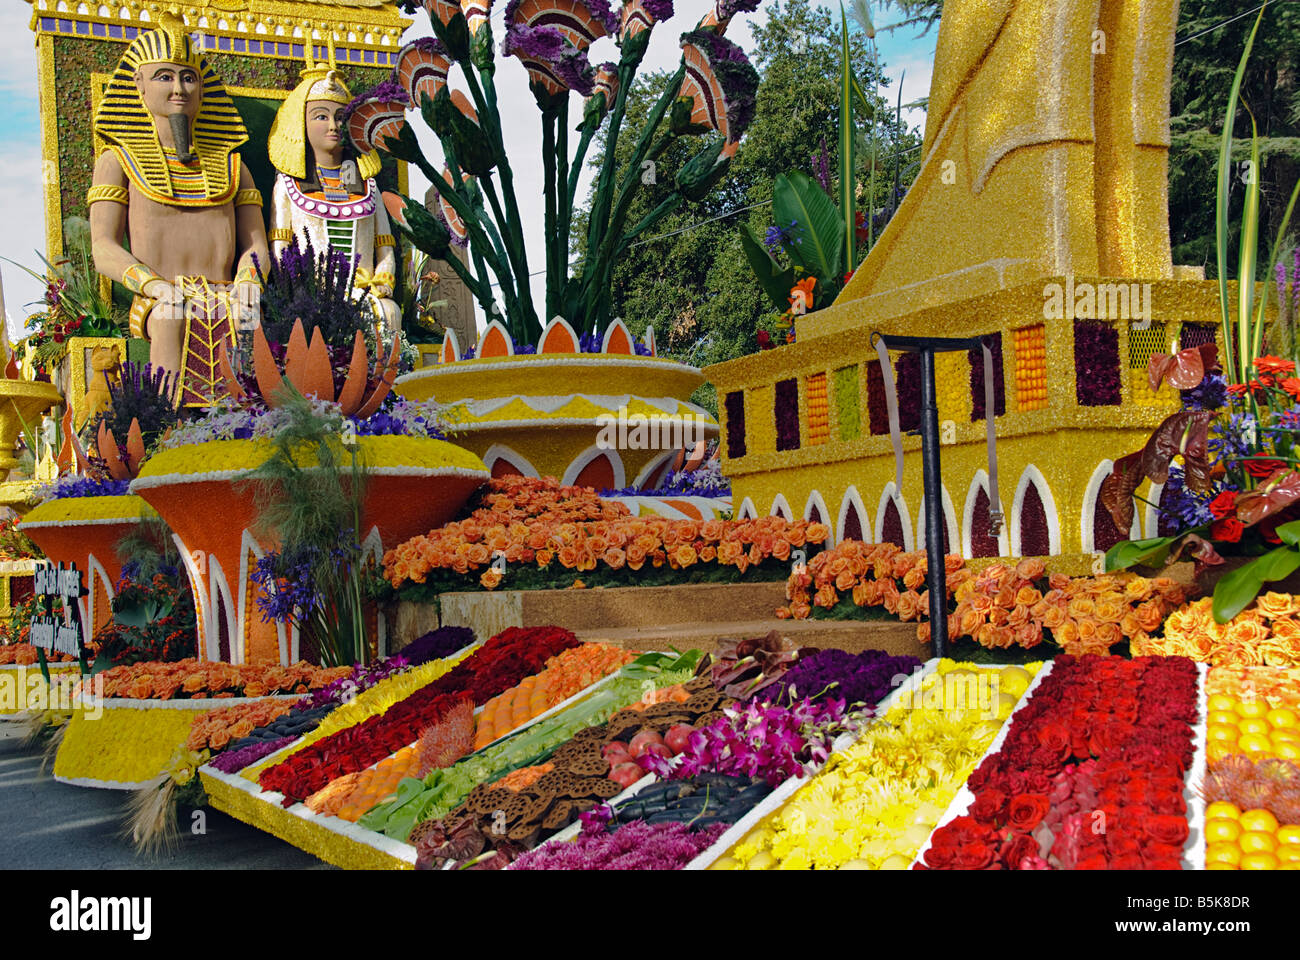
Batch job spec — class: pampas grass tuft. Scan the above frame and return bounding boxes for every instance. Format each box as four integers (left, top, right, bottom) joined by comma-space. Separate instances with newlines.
124, 775, 180, 857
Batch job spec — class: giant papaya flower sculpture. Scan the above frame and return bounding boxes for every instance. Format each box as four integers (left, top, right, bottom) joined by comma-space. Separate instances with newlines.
373, 0, 762, 343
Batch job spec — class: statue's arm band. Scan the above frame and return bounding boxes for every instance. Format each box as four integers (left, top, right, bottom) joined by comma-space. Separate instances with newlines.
234, 188, 264, 207
87, 184, 129, 206
375, 234, 396, 249
268, 228, 295, 243
122, 262, 163, 295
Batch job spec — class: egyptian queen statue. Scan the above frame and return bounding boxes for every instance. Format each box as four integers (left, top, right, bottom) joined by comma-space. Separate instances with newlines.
267, 60, 400, 337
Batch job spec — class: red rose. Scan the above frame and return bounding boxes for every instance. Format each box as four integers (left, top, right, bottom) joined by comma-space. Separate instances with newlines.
971, 789, 1008, 824
1001, 833, 1040, 869
1243, 458, 1285, 479
1008, 794, 1051, 831
1208, 491, 1238, 518
1075, 853, 1110, 870
1035, 723, 1072, 759
1210, 517, 1244, 543
924, 844, 956, 869
1143, 815, 1189, 846
1109, 853, 1145, 870
952, 841, 996, 870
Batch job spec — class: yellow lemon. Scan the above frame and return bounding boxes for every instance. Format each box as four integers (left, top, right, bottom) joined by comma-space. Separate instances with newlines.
1239, 852, 1279, 870
1239, 809, 1280, 833
1208, 694, 1238, 712
879, 854, 911, 870
1207, 710, 1241, 727
1238, 831, 1278, 855
839, 859, 874, 870
746, 851, 775, 870
1204, 818, 1241, 844
1206, 843, 1241, 866
1237, 717, 1272, 737
709, 856, 739, 870
1207, 724, 1239, 743
1236, 733, 1274, 757
903, 823, 934, 848
1276, 826, 1300, 846
1236, 700, 1271, 719
1267, 707, 1298, 729
1207, 801, 1241, 820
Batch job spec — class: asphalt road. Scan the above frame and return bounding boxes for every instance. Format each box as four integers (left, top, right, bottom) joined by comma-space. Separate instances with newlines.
0, 724, 333, 870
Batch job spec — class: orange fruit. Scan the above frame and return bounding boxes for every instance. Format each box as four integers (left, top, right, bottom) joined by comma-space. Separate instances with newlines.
1238, 831, 1278, 855
1207, 801, 1241, 820
1207, 710, 1241, 727
1240, 852, 1279, 870
1208, 694, 1237, 712
1240, 809, 1280, 833
1238, 717, 1272, 737
1206, 843, 1241, 866
1205, 818, 1241, 844
1277, 826, 1300, 846
1207, 724, 1239, 743
1267, 707, 1298, 729
1237, 733, 1274, 757
1236, 700, 1270, 719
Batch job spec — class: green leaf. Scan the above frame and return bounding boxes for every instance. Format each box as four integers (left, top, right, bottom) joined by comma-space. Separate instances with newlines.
1103, 535, 1179, 572
772, 171, 844, 283
1255, 545, 1300, 583
1238, 107, 1260, 380
738, 223, 796, 311
1276, 520, 1300, 547
1212, 559, 1268, 624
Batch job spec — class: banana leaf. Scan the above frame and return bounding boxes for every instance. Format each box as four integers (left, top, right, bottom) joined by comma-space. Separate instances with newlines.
739, 223, 796, 311
771, 171, 844, 283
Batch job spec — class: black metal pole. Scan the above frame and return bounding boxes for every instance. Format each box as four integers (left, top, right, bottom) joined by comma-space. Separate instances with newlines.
918, 348, 948, 657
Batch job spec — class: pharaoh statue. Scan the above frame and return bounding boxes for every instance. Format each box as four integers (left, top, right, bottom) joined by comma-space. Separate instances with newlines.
267, 59, 401, 339
87, 11, 268, 403
833, 0, 1178, 322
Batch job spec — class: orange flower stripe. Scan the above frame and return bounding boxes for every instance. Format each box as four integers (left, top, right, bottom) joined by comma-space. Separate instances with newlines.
384, 476, 830, 588
75, 658, 351, 701
1139, 596, 1300, 667
0, 643, 78, 665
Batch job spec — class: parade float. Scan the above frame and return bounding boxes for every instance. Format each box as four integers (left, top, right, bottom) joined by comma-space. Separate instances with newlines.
3, 0, 1300, 877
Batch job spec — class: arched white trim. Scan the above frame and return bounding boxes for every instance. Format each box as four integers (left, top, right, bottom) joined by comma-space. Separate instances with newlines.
769, 493, 793, 521
562, 444, 626, 489
1080, 460, 1142, 553
916, 485, 960, 554
736, 497, 757, 520
1144, 482, 1165, 539
962, 470, 1010, 558
173, 535, 215, 661
207, 554, 240, 664
874, 482, 915, 551
85, 554, 116, 637
803, 490, 832, 542
1011, 465, 1062, 557
836, 485, 871, 544
482, 443, 539, 479
631, 450, 676, 490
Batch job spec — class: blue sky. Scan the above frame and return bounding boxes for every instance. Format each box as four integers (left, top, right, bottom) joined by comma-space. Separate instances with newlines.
0, 1, 936, 339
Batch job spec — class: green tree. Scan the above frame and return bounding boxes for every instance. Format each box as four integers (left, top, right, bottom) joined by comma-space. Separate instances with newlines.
1169, 0, 1300, 276
573, 0, 923, 406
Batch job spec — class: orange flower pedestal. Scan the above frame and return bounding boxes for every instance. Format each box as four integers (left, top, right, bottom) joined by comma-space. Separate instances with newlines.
131, 437, 488, 665
19, 495, 159, 638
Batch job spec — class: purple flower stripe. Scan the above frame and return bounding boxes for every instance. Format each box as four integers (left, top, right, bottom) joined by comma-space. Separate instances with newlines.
208, 736, 297, 774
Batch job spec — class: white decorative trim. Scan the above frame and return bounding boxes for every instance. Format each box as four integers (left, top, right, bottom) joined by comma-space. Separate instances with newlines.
131, 464, 489, 491
561, 445, 626, 490
20, 516, 146, 529
602, 317, 635, 354
630, 450, 676, 490
175, 534, 215, 662
836, 485, 871, 544
458, 394, 710, 418
397, 355, 696, 384
602, 495, 731, 521
769, 493, 793, 521
482, 444, 540, 479
1011, 465, 1062, 556
644, 325, 656, 357
736, 497, 757, 520
54, 774, 150, 790
874, 482, 915, 551
477, 319, 515, 357
1144, 482, 1165, 540
208, 553, 241, 665
67, 693, 297, 712
962, 470, 1010, 558
449, 417, 719, 435
440, 329, 460, 363
281, 171, 377, 221
916, 485, 960, 554
1079, 460, 1142, 553
539, 316, 580, 354
803, 490, 832, 542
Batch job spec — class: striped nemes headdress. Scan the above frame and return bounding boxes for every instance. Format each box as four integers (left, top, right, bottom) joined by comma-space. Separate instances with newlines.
92, 10, 248, 205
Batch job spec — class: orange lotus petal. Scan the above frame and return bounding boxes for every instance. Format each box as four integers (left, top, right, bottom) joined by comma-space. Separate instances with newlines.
294, 327, 336, 402
336, 330, 370, 415
217, 340, 247, 403
98, 423, 130, 481
282, 319, 311, 391
252, 324, 285, 405
354, 332, 402, 419
125, 418, 146, 476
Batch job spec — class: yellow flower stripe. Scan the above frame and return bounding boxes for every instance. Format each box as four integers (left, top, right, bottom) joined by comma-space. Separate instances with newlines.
139, 436, 489, 481
22, 495, 158, 527
53, 706, 199, 785
202, 770, 412, 870
713, 662, 1042, 871
240, 650, 473, 782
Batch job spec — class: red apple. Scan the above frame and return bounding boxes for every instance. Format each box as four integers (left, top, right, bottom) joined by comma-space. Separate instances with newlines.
609, 762, 643, 790
628, 730, 665, 758
636, 742, 673, 769
603, 745, 632, 767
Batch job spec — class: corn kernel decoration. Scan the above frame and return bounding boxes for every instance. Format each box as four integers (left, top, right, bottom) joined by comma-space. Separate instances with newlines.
807, 372, 829, 445
936, 351, 972, 422
1014, 324, 1048, 412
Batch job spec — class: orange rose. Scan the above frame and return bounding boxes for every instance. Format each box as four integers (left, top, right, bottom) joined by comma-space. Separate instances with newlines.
1094, 594, 1128, 624
902, 567, 926, 591
626, 544, 647, 570
1226, 619, 1271, 648
1075, 617, 1098, 642
242, 681, 268, 698
1067, 597, 1096, 620
1134, 600, 1165, 633
557, 545, 579, 568
806, 522, 830, 544
1255, 592, 1300, 620
1054, 619, 1079, 647
1015, 558, 1045, 581
1049, 573, 1072, 592
699, 545, 717, 563
674, 544, 698, 567
790, 600, 812, 619
1015, 586, 1043, 607
835, 569, 856, 593
1094, 621, 1123, 648
479, 568, 504, 589
785, 526, 807, 549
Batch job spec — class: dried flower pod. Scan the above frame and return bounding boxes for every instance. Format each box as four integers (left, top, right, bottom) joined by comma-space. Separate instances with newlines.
684, 676, 715, 694
683, 691, 722, 713
543, 800, 573, 830
507, 820, 542, 844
